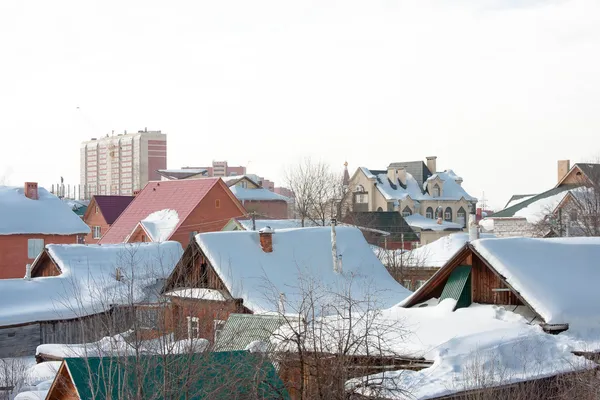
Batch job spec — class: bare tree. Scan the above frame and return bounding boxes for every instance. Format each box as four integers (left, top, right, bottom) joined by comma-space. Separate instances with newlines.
284, 158, 350, 226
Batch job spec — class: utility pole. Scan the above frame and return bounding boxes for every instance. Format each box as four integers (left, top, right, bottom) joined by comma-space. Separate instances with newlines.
252, 211, 256, 231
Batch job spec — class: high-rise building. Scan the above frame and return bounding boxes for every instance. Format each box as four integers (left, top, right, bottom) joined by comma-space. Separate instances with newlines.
80, 129, 167, 198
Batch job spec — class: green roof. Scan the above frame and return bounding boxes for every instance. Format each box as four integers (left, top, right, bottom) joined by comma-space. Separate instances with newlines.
214, 314, 286, 352
491, 185, 577, 218
63, 351, 289, 400
439, 265, 472, 310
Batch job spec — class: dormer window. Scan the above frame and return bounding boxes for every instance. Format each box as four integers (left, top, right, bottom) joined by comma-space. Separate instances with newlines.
433, 184, 441, 198
402, 206, 412, 217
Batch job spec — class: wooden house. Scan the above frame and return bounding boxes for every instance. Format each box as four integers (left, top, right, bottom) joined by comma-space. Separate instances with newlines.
403, 236, 600, 333
99, 178, 247, 247
0, 242, 182, 359
0, 183, 90, 279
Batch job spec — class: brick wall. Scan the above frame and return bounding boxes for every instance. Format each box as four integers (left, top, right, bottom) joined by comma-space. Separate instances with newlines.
83, 206, 110, 244
241, 200, 288, 219
492, 217, 535, 238
0, 234, 80, 279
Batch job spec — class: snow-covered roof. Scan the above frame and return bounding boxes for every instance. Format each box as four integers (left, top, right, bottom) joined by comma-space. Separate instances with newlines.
195, 227, 411, 314
504, 194, 536, 209
164, 288, 226, 301
0, 242, 183, 327
359, 168, 475, 202
222, 174, 261, 186
0, 186, 90, 235
404, 214, 463, 231
138, 209, 180, 242
402, 232, 495, 268
472, 237, 600, 325
513, 190, 570, 223
230, 218, 390, 236
229, 186, 289, 201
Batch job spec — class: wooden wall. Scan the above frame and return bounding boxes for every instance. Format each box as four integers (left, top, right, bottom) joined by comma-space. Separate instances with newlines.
471, 255, 522, 306
0, 324, 41, 358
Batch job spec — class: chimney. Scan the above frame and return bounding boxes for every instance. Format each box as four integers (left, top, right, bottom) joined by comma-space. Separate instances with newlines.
397, 167, 407, 186
468, 211, 480, 241
426, 156, 437, 174
331, 219, 342, 273
24, 182, 39, 200
259, 226, 274, 253
386, 166, 397, 183
24, 264, 32, 281
558, 160, 571, 183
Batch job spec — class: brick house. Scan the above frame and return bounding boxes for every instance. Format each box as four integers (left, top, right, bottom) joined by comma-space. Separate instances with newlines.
223, 175, 289, 219
99, 178, 247, 247
0, 183, 90, 279
161, 226, 410, 344
82, 195, 135, 243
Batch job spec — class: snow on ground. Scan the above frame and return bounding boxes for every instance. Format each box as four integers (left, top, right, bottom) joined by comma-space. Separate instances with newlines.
196, 227, 411, 314
140, 209, 180, 242
164, 288, 226, 301
0, 186, 90, 235
404, 214, 463, 231
0, 242, 182, 326
401, 232, 495, 267
472, 237, 600, 326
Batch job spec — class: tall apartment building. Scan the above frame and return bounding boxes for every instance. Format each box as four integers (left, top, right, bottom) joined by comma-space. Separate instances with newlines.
80, 129, 167, 198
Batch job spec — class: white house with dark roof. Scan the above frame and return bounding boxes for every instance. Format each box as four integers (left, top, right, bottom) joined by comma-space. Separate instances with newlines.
347, 157, 477, 244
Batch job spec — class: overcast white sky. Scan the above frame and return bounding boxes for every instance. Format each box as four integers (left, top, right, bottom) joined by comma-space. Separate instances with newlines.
1, 0, 599, 209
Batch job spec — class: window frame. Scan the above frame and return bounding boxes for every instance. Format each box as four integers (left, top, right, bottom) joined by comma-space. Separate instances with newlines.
187, 316, 200, 339
444, 207, 453, 222
92, 226, 102, 239
27, 238, 44, 259
426, 207, 434, 219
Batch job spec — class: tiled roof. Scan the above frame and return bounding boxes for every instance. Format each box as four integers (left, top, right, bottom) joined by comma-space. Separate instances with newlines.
93, 195, 135, 224
214, 313, 286, 352
99, 179, 226, 243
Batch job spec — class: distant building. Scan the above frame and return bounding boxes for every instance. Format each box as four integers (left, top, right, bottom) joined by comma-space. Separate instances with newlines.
186, 161, 246, 177
80, 129, 167, 198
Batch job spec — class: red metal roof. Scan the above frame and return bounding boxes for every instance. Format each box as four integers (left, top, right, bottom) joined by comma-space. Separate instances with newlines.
93, 195, 135, 225
99, 178, 229, 243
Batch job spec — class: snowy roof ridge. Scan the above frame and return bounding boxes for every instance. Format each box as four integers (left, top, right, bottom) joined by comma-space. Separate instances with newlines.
194, 227, 411, 314
139, 209, 180, 242
0, 186, 90, 235
229, 186, 290, 201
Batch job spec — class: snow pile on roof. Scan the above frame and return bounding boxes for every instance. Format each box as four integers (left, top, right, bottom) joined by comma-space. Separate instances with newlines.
360, 168, 475, 202
0, 242, 183, 327
513, 191, 570, 223
478, 217, 494, 232
195, 227, 411, 314
229, 186, 289, 201
140, 209, 180, 242
0, 186, 90, 235
401, 232, 495, 267
9, 359, 57, 400
505, 195, 536, 209
472, 237, 600, 325
345, 302, 591, 399
404, 214, 463, 231
164, 288, 226, 301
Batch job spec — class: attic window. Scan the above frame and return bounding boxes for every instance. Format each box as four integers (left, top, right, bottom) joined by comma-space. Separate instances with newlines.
433, 184, 440, 198
95, 206, 99, 214
215, 199, 221, 208
402, 206, 412, 217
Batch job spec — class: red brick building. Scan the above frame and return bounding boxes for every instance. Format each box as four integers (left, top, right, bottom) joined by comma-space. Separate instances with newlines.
0, 183, 90, 279
99, 178, 247, 247
83, 195, 135, 243
223, 176, 289, 219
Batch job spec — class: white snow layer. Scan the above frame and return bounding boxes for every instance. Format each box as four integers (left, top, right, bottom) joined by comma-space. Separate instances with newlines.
513, 191, 570, 223
401, 232, 495, 268
404, 214, 463, 231
195, 227, 411, 314
504, 195, 536, 209
164, 288, 226, 301
472, 237, 600, 325
140, 209, 180, 242
229, 186, 289, 201
0, 186, 90, 235
0, 242, 183, 326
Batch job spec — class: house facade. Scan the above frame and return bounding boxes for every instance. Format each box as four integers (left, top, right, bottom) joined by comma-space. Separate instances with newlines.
99, 178, 247, 247
82, 195, 135, 243
223, 175, 289, 219
347, 157, 476, 245
0, 183, 90, 279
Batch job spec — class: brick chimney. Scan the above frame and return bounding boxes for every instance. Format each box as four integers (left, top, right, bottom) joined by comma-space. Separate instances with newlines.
426, 156, 437, 174
259, 226, 274, 253
557, 160, 571, 183
397, 167, 407, 186
24, 182, 39, 200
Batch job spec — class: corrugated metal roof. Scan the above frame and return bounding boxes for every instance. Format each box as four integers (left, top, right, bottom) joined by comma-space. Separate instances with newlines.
439, 265, 471, 310
214, 314, 286, 352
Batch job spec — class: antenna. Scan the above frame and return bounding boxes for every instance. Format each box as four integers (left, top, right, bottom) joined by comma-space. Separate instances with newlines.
479, 191, 488, 210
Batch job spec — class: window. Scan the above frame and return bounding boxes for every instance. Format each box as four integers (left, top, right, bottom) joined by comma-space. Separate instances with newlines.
402, 280, 412, 290
215, 199, 221, 208
444, 207, 453, 222
377, 207, 383, 212
92, 226, 102, 239
95, 206, 99, 214
27, 239, 44, 259
136, 308, 159, 329
187, 316, 200, 339
402, 206, 412, 217
457, 207, 466, 227
426, 207, 434, 219
214, 319, 226, 342
569, 209, 578, 222
354, 193, 368, 204
141, 235, 147, 242
433, 184, 440, 198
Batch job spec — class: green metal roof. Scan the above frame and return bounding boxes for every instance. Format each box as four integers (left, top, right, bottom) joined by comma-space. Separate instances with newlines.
439, 265, 472, 310
214, 314, 286, 352
63, 351, 289, 400
491, 185, 577, 218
